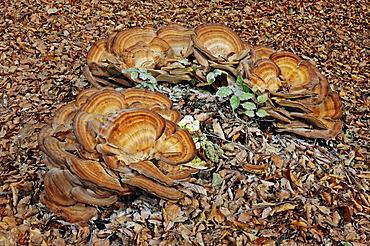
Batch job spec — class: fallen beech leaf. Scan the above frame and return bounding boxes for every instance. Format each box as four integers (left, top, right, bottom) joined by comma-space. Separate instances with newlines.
273, 203, 296, 213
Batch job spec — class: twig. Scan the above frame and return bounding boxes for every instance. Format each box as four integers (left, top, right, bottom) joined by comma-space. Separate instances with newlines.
203, 129, 254, 153
234, 200, 294, 216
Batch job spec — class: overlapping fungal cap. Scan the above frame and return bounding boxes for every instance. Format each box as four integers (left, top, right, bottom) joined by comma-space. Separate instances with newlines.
192, 23, 250, 62
39, 87, 197, 223
84, 24, 342, 139
84, 24, 195, 88
239, 45, 343, 139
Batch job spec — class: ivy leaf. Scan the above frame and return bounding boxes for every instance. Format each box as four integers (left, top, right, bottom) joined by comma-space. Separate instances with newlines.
244, 110, 255, 117
252, 86, 259, 93
241, 102, 257, 110
257, 93, 269, 103
212, 173, 224, 187
230, 95, 240, 110
256, 109, 269, 117
238, 92, 254, 100
216, 87, 233, 97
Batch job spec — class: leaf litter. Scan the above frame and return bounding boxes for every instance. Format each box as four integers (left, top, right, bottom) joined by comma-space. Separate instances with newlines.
0, 0, 369, 245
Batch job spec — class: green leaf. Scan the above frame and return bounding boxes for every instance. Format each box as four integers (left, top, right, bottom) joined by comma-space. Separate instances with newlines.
212, 173, 224, 186
138, 67, 147, 73
236, 76, 244, 84
252, 86, 259, 93
241, 102, 257, 110
256, 109, 269, 117
213, 69, 222, 76
122, 67, 138, 73
230, 95, 240, 110
236, 76, 251, 92
257, 93, 269, 103
238, 92, 254, 100
340, 242, 352, 246
216, 87, 233, 97
244, 110, 255, 117
206, 72, 215, 84
130, 71, 138, 80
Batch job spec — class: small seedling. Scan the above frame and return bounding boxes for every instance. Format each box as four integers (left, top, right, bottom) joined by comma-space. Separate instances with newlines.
206, 69, 222, 84
122, 67, 158, 91
216, 76, 269, 118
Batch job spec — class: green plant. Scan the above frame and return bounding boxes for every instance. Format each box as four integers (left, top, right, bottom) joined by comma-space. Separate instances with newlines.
216, 76, 269, 118
121, 67, 158, 91
206, 69, 222, 84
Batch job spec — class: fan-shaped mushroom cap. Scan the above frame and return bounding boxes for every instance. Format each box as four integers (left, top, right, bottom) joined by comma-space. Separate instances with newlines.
72, 111, 101, 153
121, 174, 185, 201
308, 92, 342, 119
111, 27, 157, 56
75, 88, 100, 106
40, 193, 98, 223
250, 45, 276, 60
193, 23, 249, 61
42, 168, 77, 206
98, 108, 165, 157
156, 160, 198, 182
40, 135, 74, 168
66, 156, 130, 194
87, 39, 115, 66
52, 103, 78, 128
40, 86, 199, 222
297, 67, 330, 105
129, 160, 174, 186
80, 88, 127, 115
249, 59, 282, 91
155, 123, 196, 165
123, 88, 173, 109
157, 24, 194, 58
122, 42, 157, 68
148, 37, 171, 54
276, 119, 343, 139
70, 186, 118, 206
270, 52, 319, 91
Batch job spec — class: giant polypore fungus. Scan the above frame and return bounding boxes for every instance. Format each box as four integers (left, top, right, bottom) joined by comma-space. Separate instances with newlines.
84, 24, 343, 139
39, 87, 197, 222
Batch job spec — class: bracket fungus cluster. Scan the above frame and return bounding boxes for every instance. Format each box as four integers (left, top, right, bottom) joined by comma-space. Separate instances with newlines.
39, 87, 197, 222
240, 46, 343, 139
85, 23, 342, 139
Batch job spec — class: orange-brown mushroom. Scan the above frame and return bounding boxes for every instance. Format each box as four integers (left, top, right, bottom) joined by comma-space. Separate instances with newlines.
156, 24, 194, 59
250, 45, 276, 61
66, 156, 130, 194
86, 39, 115, 67
111, 27, 157, 56
120, 173, 185, 201
155, 122, 197, 165
98, 108, 166, 157
193, 23, 250, 61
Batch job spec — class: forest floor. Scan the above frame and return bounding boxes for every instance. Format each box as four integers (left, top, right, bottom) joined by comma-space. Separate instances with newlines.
0, 0, 369, 245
